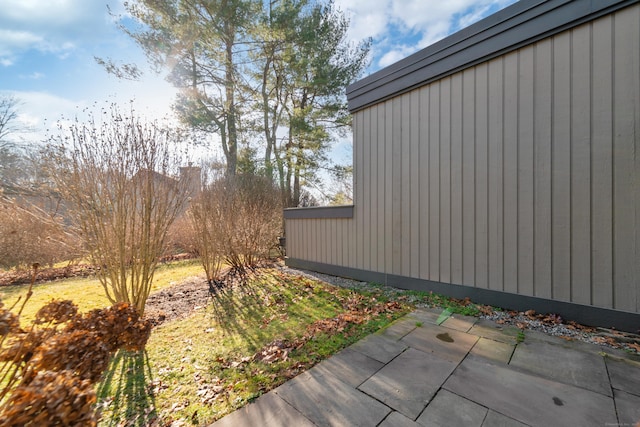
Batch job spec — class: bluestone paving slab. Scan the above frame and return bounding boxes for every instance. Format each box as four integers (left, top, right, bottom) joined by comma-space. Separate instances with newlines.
312, 346, 383, 387
380, 318, 418, 339
443, 355, 617, 427
379, 412, 421, 427
358, 348, 457, 420
606, 357, 640, 396
509, 339, 611, 396
482, 411, 529, 427
407, 308, 443, 325
416, 389, 487, 427
470, 337, 515, 364
441, 314, 477, 332
524, 329, 625, 357
210, 392, 314, 427
274, 364, 391, 427
467, 319, 519, 345
613, 389, 640, 426
401, 322, 478, 363
349, 332, 408, 363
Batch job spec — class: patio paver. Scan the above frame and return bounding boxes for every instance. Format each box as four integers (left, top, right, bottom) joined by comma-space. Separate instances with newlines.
415, 389, 487, 427
443, 355, 618, 427
509, 339, 611, 396
210, 308, 640, 427
358, 347, 457, 419
274, 363, 391, 427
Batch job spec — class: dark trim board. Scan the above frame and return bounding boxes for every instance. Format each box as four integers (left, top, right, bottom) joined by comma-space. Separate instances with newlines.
285, 258, 640, 334
347, 0, 639, 112
284, 205, 354, 219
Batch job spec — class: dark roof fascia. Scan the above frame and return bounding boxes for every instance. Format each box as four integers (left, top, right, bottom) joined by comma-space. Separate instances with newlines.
347, 0, 638, 112
283, 205, 354, 219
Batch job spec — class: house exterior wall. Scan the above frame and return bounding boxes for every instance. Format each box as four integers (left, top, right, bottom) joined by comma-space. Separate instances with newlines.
285, 1, 640, 328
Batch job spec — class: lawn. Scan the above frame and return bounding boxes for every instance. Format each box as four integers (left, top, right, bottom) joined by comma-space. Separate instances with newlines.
0, 261, 411, 426
0, 260, 203, 323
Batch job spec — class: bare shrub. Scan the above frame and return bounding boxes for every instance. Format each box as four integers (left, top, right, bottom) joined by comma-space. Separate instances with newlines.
0, 196, 80, 270
48, 103, 191, 315
189, 174, 282, 282
164, 214, 198, 257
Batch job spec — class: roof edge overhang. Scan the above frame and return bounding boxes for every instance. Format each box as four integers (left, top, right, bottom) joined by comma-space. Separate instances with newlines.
347, 0, 638, 113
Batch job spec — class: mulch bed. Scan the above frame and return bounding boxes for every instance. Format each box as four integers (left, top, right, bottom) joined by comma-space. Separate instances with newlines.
0, 264, 99, 287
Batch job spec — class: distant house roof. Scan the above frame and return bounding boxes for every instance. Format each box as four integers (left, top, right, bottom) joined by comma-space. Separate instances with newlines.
346, 0, 637, 112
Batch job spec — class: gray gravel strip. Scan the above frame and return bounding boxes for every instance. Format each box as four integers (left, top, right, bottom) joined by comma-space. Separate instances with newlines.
280, 265, 640, 355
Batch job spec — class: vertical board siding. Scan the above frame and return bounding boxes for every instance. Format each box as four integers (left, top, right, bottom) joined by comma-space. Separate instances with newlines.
551, 31, 572, 302
286, 4, 639, 314
450, 74, 464, 284
503, 51, 519, 295
488, 58, 504, 292
591, 15, 614, 309
475, 63, 489, 290
419, 86, 431, 280
533, 39, 553, 299
612, 4, 639, 313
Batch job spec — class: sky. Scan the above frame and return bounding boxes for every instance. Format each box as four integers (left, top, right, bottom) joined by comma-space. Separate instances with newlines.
0, 0, 517, 155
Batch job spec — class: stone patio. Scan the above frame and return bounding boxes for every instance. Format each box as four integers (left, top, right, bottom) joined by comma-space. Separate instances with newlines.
211, 308, 640, 427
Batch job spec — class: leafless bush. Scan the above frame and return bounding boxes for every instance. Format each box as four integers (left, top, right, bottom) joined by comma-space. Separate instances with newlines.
188, 174, 282, 282
48, 103, 191, 315
0, 196, 81, 270
164, 214, 198, 257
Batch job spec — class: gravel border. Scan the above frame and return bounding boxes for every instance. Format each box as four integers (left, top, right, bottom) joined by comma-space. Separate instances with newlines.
280, 265, 640, 355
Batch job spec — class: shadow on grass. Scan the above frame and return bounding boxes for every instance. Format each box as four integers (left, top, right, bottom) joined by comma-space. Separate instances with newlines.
97, 349, 157, 427
207, 269, 298, 352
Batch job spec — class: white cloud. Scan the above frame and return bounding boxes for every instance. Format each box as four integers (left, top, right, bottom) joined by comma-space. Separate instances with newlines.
0, 0, 122, 64
19, 72, 44, 80
334, 0, 518, 71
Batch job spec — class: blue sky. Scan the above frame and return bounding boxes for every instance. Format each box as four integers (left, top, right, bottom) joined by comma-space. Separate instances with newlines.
0, 0, 517, 149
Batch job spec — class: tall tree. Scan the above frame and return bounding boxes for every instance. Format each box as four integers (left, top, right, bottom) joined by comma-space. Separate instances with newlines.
254, 0, 369, 206
122, 0, 260, 177
111, 0, 368, 201
0, 96, 29, 193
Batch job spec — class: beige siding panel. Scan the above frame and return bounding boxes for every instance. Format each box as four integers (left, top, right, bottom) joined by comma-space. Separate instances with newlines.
488, 58, 504, 292
475, 63, 489, 289
450, 73, 463, 284
613, 5, 639, 312
570, 24, 593, 305
329, 219, 335, 265
317, 219, 322, 263
590, 15, 614, 309
385, 100, 394, 273
533, 39, 553, 299
462, 68, 476, 286
410, 90, 421, 278
335, 218, 342, 266
419, 86, 431, 280
355, 111, 364, 269
363, 108, 372, 270
551, 32, 572, 302
518, 46, 535, 297
376, 103, 386, 271
401, 93, 412, 276
306, 219, 313, 262
429, 85, 441, 282
439, 79, 452, 283
503, 51, 519, 294
367, 105, 377, 271
392, 97, 403, 274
